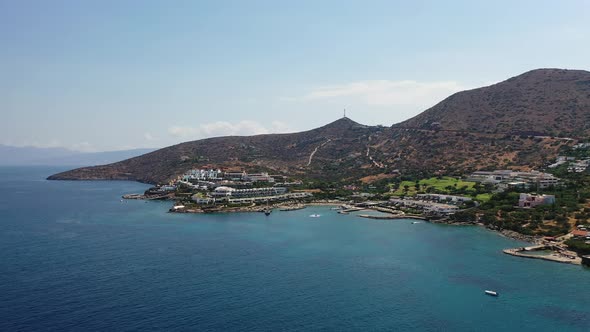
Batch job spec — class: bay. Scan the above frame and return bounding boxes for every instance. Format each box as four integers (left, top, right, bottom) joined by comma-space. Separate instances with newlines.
1, 166, 589, 331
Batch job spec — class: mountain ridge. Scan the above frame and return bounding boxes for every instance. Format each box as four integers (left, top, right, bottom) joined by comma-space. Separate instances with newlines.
48, 68, 590, 184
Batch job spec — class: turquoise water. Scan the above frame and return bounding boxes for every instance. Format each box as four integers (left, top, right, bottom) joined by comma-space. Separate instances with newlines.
1, 167, 589, 331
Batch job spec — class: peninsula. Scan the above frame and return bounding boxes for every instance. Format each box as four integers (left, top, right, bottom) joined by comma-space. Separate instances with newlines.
49, 68, 590, 266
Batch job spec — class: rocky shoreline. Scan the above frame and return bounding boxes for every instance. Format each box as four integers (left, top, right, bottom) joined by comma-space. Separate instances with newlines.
496, 229, 539, 244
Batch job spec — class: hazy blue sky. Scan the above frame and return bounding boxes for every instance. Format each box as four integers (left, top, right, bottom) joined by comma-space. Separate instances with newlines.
2, 0, 589, 151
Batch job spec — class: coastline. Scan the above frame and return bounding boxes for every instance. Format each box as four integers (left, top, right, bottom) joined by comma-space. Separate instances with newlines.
494, 229, 539, 244
128, 194, 586, 267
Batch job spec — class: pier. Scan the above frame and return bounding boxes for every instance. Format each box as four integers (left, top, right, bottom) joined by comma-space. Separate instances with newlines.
503, 247, 581, 265
122, 193, 171, 200
357, 214, 427, 220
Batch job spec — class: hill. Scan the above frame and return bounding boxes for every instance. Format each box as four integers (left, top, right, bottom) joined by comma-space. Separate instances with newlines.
397, 68, 590, 137
378, 69, 590, 174
48, 117, 385, 184
48, 68, 590, 184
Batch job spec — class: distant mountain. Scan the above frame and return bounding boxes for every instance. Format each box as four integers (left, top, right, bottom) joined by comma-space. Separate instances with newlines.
0, 145, 155, 166
48, 68, 590, 183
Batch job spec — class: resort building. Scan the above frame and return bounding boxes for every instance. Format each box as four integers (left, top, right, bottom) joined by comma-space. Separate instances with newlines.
182, 169, 222, 181
467, 170, 560, 189
245, 172, 275, 183
567, 159, 590, 173
210, 186, 288, 198
415, 194, 472, 203
192, 196, 215, 204
195, 186, 311, 205
389, 197, 459, 215
224, 171, 247, 181
159, 185, 177, 192
517, 193, 556, 208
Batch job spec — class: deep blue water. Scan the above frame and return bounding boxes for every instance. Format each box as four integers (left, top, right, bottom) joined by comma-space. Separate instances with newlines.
1, 166, 589, 331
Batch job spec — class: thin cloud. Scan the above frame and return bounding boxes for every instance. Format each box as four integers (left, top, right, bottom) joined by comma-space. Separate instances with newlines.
168, 120, 293, 140
283, 80, 468, 108
143, 133, 157, 141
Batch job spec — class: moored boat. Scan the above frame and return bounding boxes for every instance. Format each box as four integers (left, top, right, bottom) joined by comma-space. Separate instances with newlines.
485, 290, 498, 296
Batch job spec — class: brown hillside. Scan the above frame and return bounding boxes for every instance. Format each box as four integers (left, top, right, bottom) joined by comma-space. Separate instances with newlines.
397, 69, 590, 137
48, 117, 383, 184
49, 69, 590, 184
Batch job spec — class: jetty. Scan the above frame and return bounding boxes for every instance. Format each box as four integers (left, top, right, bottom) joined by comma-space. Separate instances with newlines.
123, 193, 171, 200
357, 214, 427, 220
279, 204, 306, 211
503, 247, 581, 265
340, 207, 364, 213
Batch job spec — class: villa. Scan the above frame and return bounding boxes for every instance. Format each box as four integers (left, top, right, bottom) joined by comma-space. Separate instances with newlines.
518, 193, 556, 208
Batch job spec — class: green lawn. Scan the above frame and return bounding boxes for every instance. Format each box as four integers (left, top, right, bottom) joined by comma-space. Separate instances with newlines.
390, 177, 477, 197
475, 193, 492, 202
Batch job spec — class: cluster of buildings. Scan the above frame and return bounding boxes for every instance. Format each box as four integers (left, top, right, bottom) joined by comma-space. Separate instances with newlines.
572, 225, 589, 241
517, 193, 556, 208
573, 143, 590, 150
210, 186, 287, 198
388, 197, 459, 215
415, 194, 473, 204
548, 156, 590, 173
467, 170, 560, 190
182, 169, 276, 183
548, 156, 575, 169
568, 159, 590, 173
182, 169, 222, 181
161, 168, 312, 206
193, 186, 312, 205
173, 169, 285, 193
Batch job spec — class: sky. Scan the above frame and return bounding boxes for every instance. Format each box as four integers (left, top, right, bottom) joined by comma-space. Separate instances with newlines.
1, 0, 589, 152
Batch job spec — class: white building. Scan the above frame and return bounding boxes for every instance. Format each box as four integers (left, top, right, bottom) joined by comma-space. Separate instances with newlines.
416, 194, 472, 203
518, 193, 555, 208
468, 170, 560, 189
245, 172, 275, 183
183, 169, 222, 181
210, 186, 288, 198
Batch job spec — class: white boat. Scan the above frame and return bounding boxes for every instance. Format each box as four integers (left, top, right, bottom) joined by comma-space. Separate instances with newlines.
485, 290, 498, 296
412, 221, 421, 224
309, 214, 321, 218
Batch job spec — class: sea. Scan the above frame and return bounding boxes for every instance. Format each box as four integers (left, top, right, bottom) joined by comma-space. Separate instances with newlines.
1, 166, 589, 331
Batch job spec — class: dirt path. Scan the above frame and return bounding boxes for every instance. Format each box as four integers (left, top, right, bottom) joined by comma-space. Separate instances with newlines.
307, 139, 332, 166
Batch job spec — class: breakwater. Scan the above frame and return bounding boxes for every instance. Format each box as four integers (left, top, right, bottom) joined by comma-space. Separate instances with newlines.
503, 247, 581, 265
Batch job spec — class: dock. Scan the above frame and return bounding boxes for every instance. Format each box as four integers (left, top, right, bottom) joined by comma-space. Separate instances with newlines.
357, 214, 427, 220
279, 205, 306, 211
503, 248, 581, 265
122, 193, 171, 200
340, 207, 365, 213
